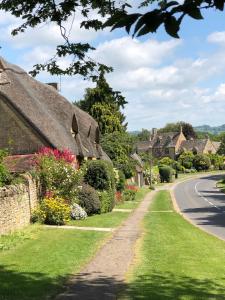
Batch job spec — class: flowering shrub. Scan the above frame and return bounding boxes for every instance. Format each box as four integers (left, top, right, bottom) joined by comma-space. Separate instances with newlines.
38, 147, 76, 164
125, 184, 138, 192
32, 197, 70, 225
115, 191, 122, 202
35, 155, 82, 203
71, 203, 87, 220
122, 189, 136, 201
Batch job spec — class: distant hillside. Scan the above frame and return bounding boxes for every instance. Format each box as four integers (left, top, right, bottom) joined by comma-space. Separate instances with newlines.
194, 124, 225, 135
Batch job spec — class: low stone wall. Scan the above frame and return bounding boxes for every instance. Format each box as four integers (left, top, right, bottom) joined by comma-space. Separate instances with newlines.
0, 176, 39, 235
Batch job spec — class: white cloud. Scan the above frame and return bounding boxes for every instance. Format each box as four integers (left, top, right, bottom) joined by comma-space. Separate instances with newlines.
207, 31, 225, 44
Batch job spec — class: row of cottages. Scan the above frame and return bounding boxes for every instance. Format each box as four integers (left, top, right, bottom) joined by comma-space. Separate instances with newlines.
137, 127, 220, 159
0, 56, 110, 171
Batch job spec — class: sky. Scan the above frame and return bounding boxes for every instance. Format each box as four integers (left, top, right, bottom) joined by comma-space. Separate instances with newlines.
1, 3, 225, 131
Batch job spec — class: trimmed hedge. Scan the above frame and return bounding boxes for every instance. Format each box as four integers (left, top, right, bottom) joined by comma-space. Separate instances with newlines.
77, 184, 101, 215
84, 160, 115, 191
98, 190, 115, 213
159, 166, 173, 183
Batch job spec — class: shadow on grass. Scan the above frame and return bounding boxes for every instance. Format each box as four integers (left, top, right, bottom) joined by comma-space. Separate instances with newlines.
1, 267, 225, 300
0, 265, 65, 300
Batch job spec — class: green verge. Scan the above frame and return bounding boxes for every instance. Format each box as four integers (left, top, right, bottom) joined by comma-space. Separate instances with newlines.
116, 187, 149, 210
217, 180, 225, 193
0, 225, 107, 300
69, 211, 129, 228
122, 190, 225, 299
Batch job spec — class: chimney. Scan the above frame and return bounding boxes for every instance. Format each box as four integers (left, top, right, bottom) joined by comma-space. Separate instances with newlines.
152, 128, 157, 137
46, 82, 59, 91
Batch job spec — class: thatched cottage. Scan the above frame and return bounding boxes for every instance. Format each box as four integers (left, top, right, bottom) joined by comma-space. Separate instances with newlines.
137, 127, 220, 159
0, 57, 109, 165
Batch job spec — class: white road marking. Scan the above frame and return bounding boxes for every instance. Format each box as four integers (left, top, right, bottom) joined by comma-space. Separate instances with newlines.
194, 181, 222, 211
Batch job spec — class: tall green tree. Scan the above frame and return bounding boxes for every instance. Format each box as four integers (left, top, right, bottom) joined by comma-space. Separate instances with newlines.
159, 121, 197, 139
75, 71, 127, 135
101, 131, 136, 179
218, 133, 225, 155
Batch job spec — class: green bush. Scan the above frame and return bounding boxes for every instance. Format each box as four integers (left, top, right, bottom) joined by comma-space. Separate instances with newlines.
35, 155, 82, 202
77, 184, 101, 215
98, 190, 115, 213
32, 197, 70, 225
158, 157, 174, 166
0, 163, 12, 187
159, 166, 173, 183
84, 160, 115, 191
116, 170, 126, 192
193, 154, 211, 171
178, 151, 194, 169
208, 154, 224, 170
122, 189, 136, 201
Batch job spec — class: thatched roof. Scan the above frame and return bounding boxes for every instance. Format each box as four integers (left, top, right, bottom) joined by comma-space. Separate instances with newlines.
0, 57, 109, 160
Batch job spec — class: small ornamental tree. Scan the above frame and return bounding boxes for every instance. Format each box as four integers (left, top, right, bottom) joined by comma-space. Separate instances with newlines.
193, 154, 211, 171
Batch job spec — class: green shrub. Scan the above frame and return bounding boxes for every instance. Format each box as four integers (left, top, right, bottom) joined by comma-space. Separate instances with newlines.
98, 190, 115, 213
159, 166, 173, 183
35, 155, 82, 202
0, 163, 12, 187
158, 157, 174, 166
32, 197, 70, 225
122, 189, 136, 201
208, 154, 224, 170
0, 149, 8, 163
116, 170, 126, 192
83, 160, 115, 191
193, 154, 211, 171
77, 184, 101, 215
178, 151, 194, 169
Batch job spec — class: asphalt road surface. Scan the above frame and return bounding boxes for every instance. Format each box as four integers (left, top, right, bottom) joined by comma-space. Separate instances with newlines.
174, 174, 225, 240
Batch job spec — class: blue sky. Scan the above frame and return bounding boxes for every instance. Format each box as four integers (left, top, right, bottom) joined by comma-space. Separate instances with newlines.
1, 5, 225, 131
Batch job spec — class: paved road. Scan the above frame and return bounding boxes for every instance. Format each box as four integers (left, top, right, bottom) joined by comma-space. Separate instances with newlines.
174, 174, 225, 240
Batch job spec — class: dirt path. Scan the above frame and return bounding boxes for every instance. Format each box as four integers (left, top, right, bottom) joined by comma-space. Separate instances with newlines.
55, 190, 156, 300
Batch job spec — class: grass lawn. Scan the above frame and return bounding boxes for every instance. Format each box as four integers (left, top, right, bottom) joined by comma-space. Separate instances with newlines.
217, 179, 225, 193
122, 190, 225, 299
0, 225, 108, 300
69, 211, 129, 228
115, 187, 150, 210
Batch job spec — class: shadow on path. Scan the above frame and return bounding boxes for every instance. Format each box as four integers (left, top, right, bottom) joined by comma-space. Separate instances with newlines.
1, 265, 225, 300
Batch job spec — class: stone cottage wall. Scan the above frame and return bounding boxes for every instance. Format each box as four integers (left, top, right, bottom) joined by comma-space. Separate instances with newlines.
0, 177, 39, 235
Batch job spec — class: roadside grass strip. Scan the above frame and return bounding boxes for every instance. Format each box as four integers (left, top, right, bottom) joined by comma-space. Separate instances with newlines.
122, 190, 225, 300
0, 225, 108, 300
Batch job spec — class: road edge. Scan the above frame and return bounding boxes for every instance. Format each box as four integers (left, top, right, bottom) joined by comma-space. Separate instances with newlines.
170, 173, 225, 242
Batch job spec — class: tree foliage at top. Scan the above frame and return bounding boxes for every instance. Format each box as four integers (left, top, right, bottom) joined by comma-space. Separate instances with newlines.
104, 0, 224, 39
1, 0, 224, 77
0, 0, 117, 78
75, 70, 127, 135
159, 121, 197, 139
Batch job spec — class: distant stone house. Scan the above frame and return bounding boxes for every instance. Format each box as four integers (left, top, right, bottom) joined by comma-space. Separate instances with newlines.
137, 128, 220, 159
0, 57, 109, 168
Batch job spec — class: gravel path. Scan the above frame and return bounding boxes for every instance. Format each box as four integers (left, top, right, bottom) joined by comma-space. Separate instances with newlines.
55, 190, 156, 300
